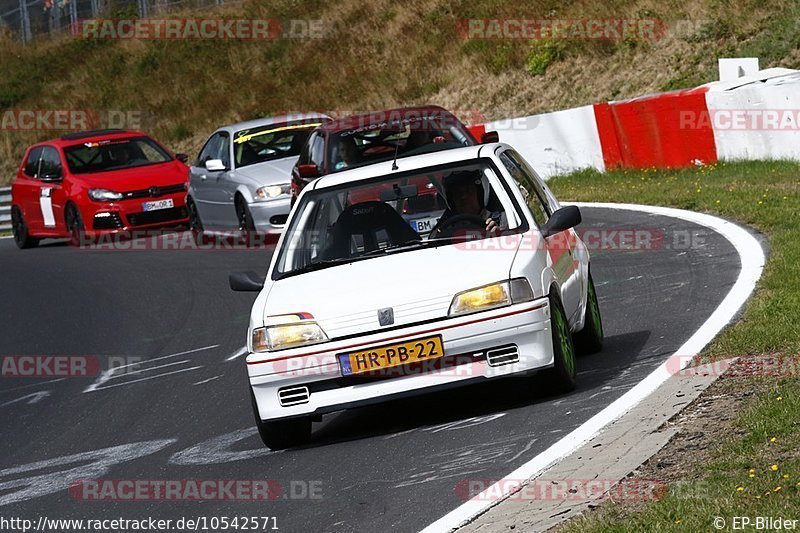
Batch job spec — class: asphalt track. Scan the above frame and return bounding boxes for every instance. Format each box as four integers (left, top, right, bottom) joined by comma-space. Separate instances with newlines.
0, 206, 742, 533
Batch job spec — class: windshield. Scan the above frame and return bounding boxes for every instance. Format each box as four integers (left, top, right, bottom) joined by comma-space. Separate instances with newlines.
233, 123, 320, 168
327, 115, 475, 174
272, 160, 521, 280
64, 137, 172, 174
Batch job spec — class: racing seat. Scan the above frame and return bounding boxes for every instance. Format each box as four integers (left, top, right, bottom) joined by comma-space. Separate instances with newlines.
238, 143, 261, 167
322, 201, 420, 260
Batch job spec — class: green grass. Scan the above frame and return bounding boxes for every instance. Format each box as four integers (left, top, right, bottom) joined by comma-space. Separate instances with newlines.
548, 160, 800, 531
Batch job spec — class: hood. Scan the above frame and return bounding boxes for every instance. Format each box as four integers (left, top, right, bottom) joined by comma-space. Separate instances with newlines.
234, 156, 298, 185
263, 242, 519, 339
75, 161, 187, 190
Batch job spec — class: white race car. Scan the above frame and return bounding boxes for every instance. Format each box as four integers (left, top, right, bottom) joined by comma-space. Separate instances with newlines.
231, 143, 603, 449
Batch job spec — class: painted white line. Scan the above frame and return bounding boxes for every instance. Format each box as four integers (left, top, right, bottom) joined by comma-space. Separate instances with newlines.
89, 366, 203, 391
423, 203, 765, 533
109, 360, 190, 377
225, 346, 248, 361
0, 378, 65, 394
1, 390, 51, 407
109, 344, 220, 371
84, 345, 219, 392
0, 235, 13, 240
193, 375, 222, 385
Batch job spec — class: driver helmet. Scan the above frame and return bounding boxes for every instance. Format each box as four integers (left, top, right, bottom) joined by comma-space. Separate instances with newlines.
442, 170, 485, 209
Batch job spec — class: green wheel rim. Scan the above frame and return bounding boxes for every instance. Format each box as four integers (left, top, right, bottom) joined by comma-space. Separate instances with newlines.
589, 281, 603, 339
554, 305, 575, 376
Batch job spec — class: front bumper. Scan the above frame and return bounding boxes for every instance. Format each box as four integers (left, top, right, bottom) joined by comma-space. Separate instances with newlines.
249, 198, 291, 236
82, 193, 188, 235
248, 299, 554, 422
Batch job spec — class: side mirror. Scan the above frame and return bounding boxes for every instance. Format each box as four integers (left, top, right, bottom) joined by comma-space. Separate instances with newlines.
205, 159, 227, 172
297, 164, 319, 179
175, 153, 189, 163
480, 131, 499, 143
542, 206, 581, 238
229, 271, 265, 292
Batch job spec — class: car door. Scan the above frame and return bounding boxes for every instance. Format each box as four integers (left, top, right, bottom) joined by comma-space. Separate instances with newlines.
190, 133, 229, 228
13, 147, 44, 232
499, 149, 582, 320
214, 133, 241, 228
37, 146, 67, 232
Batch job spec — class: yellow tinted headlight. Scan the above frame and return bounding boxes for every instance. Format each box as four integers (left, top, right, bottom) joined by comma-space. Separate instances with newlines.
448, 278, 534, 317
256, 322, 328, 351
448, 282, 511, 316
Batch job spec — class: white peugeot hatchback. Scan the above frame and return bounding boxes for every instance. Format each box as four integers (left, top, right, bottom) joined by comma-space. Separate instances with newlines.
231, 143, 603, 449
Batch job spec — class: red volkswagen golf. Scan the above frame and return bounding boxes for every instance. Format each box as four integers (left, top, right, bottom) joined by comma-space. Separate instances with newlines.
10, 129, 190, 249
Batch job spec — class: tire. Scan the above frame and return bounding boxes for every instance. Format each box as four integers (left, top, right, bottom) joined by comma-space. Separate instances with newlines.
574, 272, 604, 355
541, 291, 577, 394
65, 204, 85, 247
236, 196, 257, 247
11, 206, 39, 249
250, 388, 311, 450
187, 197, 204, 245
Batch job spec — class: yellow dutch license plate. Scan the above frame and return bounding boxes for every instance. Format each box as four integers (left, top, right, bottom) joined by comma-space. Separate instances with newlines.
339, 335, 444, 376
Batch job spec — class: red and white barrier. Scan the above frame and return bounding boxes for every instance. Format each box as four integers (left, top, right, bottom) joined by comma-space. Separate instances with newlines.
483, 105, 606, 179
705, 68, 800, 162
476, 66, 800, 178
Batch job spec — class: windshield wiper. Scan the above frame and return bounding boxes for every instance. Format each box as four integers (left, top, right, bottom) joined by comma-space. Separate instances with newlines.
276, 256, 371, 280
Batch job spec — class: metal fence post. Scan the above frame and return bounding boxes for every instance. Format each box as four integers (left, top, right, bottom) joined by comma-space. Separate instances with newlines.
137, 0, 149, 18
19, 0, 32, 43
49, 1, 60, 33
69, 0, 77, 28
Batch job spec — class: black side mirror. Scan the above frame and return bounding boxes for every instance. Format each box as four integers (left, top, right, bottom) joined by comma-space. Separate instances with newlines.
542, 206, 582, 237
175, 153, 189, 163
480, 131, 499, 143
229, 271, 265, 292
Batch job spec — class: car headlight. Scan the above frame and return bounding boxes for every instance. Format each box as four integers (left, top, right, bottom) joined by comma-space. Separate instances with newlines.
89, 189, 123, 202
252, 316, 329, 352
255, 184, 291, 201
448, 278, 534, 317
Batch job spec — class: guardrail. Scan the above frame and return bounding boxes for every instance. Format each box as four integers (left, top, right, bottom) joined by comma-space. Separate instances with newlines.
0, 187, 11, 233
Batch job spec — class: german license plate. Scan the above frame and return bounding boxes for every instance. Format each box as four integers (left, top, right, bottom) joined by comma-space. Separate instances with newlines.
143, 199, 174, 211
410, 216, 439, 233
338, 335, 444, 376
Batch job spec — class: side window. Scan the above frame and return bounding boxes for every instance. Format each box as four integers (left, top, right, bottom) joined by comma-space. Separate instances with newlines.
38, 147, 63, 179
197, 134, 222, 165
298, 132, 317, 165
216, 133, 231, 168
310, 134, 325, 168
499, 151, 549, 227
23, 147, 44, 177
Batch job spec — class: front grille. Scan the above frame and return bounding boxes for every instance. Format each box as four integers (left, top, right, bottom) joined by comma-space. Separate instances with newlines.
126, 206, 188, 227
486, 345, 520, 367
278, 386, 310, 407
122, 183, 186, 200
93, 212, 124, 230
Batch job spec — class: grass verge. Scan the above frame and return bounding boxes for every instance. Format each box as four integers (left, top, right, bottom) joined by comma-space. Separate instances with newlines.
547, 160, 800, 531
